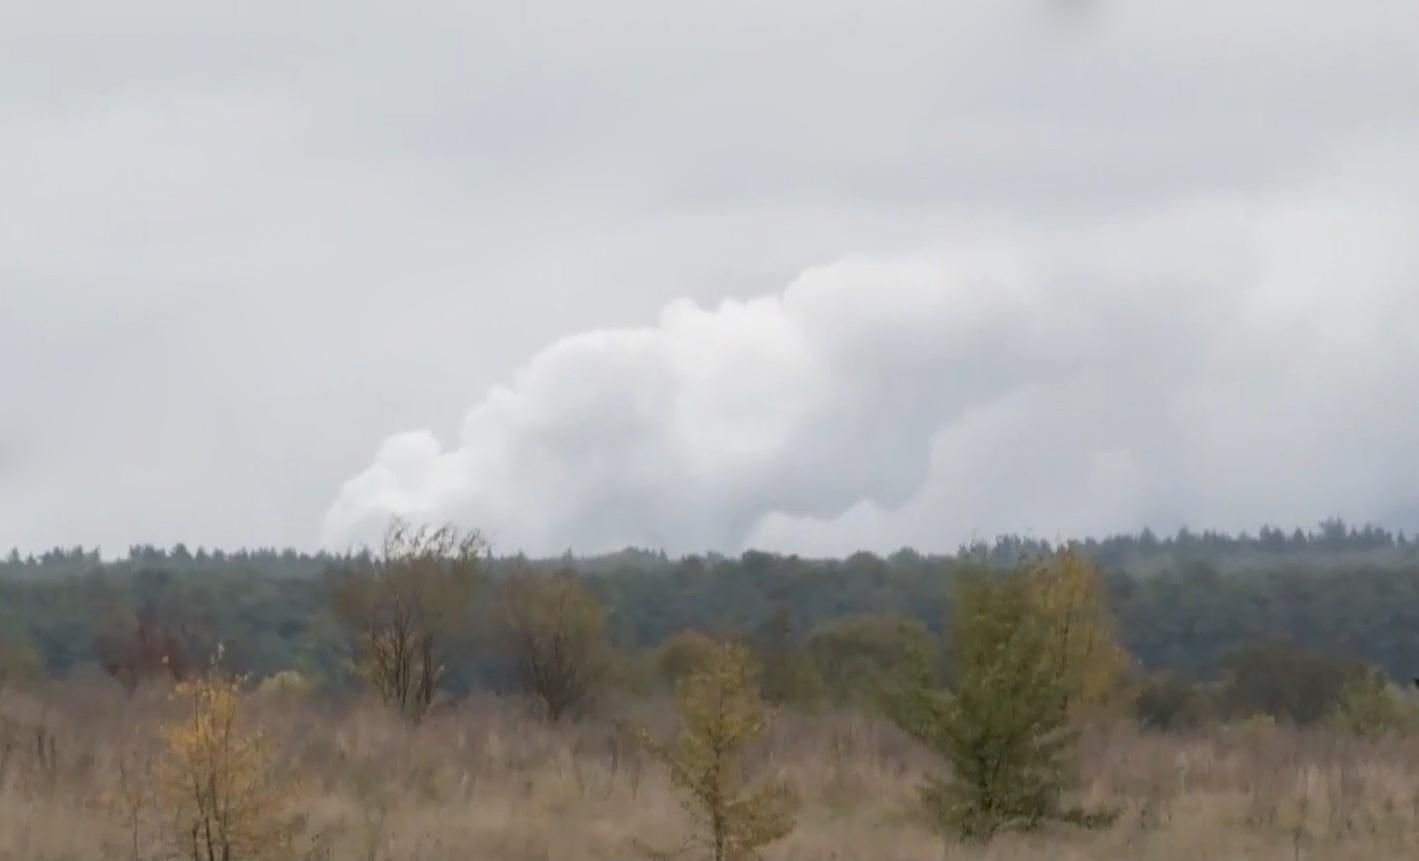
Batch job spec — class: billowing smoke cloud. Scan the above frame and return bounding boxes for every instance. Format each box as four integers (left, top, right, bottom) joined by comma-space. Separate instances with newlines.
324, 145, 1419, 556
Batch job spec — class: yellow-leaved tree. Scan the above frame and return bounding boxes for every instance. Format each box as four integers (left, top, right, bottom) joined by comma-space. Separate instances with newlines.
159, 648, 298, 861
637, 642, 797, 861
1027, 549, 1131, 714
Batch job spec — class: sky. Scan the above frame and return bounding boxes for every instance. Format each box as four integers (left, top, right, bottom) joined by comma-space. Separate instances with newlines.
4, 0, 1419, 557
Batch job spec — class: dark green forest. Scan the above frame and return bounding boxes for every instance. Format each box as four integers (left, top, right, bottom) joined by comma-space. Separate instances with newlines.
4, 519, 1419, 712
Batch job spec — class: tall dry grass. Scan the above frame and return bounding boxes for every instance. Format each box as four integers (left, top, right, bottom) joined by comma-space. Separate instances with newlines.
2, 676, 1419, 860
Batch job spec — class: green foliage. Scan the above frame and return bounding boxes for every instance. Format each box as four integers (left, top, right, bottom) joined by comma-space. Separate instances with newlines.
601, 645, 661, 696
637, 642, 797, 861
887, 568, 1080, 842
656, 630, 724, 686
12, 523, 1419, 714
747, 607, 826, 709
806, 613, 939, 707
1327, 666, 1418, 737
1216, 640, 1366, 725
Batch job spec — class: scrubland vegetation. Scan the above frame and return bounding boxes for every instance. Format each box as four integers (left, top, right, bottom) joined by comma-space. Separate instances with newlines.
10, 682, 1419, 861
5, 520, 1419, 859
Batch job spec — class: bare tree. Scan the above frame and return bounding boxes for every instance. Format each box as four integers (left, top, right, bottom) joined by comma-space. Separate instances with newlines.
495, 569, 608, 721
332, 520, 485, 722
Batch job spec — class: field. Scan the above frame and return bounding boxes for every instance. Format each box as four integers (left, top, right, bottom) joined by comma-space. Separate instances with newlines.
2, 680, 1418, 861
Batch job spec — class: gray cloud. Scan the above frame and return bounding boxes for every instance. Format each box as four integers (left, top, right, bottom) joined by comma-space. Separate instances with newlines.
4, 0, 1419, 554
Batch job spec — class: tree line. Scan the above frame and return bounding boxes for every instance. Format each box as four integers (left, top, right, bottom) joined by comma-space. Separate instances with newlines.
4, 520, 1419, 719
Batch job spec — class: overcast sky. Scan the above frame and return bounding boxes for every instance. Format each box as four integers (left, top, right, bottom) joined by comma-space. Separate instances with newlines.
5, 0, 1419, 557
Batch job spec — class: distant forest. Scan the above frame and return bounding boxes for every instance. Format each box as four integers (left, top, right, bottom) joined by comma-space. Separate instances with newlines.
5, 518, 1419, 695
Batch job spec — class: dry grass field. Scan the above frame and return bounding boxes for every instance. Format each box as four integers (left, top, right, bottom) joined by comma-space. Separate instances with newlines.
2, 679, 1419, 861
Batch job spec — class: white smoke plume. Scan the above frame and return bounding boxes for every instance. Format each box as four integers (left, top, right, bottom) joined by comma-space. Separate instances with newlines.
324, 146, 1419, 556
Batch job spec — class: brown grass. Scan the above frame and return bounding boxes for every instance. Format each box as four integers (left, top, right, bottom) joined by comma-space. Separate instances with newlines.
2, 678, 1419, 860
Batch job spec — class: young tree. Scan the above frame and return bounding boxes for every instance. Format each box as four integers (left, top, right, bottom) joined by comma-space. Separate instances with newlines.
637, 643, 797, 861
1027, 549, 1130, 714
495, 569, 609, 721
887, 567, 1093, 842
331, 520, 484, 722
159, 648, 296, 861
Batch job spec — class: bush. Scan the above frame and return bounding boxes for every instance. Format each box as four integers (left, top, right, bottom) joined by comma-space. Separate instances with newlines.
1327, 666, 1418, 737
655, 630, 723, 687
807, 614, 939, 708
1216, 640, 1366, 724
